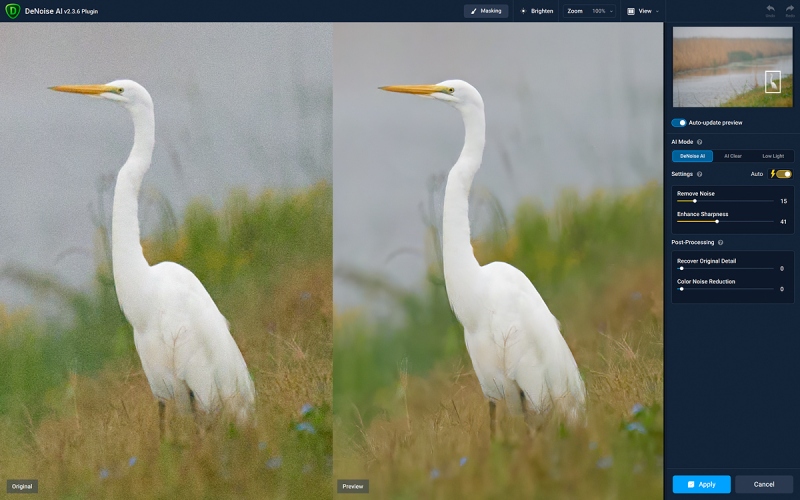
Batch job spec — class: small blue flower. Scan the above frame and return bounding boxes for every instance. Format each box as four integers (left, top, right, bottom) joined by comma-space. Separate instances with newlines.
128, 456, 137, 467
588, 441, 598, 450
596, 456, 613, 469
258, 441, 267, 451
626, 422, 647, 434
302, 463, 313, 474
459, 456, 467, 467
300, 292, 311, 301
296, 422, 316, 434
631, 403, 645, 416
300, 403, 314, 416
430, 468, 440, 479
99, 468, 109, 479
266, 456, 283, 469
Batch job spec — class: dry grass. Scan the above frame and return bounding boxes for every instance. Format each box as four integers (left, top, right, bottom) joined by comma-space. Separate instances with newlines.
673, 38, 792, 73
335, 260, 663, 498
0, 263, 331, 499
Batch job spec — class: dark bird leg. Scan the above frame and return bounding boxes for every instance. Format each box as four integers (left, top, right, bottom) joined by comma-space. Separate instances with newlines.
189, 390, 204, 437
158, 400, 166, 440
521, 390, 533, 438
189, 390, 199, 429
520, 390, 527, 419
489, 400, 496, 440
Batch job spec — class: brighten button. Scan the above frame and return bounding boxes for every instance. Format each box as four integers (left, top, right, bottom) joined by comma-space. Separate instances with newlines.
673, 475, 731, 494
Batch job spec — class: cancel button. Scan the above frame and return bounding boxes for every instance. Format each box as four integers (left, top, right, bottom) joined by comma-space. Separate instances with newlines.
735, 475, 793, 494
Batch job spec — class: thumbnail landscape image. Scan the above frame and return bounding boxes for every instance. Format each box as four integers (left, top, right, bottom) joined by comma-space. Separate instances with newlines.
333, 23, 663, 498
0, 24, 332, 498
673, 26, 793, 107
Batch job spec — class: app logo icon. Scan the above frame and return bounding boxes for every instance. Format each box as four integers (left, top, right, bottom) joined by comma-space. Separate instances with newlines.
5, 3, 20, 19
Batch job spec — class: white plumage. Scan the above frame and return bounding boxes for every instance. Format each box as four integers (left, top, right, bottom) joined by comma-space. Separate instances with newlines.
52, 80, 255, 432
769, 74, 778, 90
381, 80, 586, 434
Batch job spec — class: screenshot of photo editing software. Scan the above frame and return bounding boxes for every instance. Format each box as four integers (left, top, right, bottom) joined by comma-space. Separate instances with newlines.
0, 0, 797, 497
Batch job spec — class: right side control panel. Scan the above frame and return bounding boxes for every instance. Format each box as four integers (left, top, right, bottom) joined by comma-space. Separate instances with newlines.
665, 7, 800, 497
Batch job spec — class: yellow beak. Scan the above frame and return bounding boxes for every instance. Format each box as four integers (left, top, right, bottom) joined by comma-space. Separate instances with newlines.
379, 84, 450, 95
49, 84, 118, 95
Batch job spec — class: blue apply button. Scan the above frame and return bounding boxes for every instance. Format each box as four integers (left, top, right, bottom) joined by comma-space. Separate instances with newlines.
673, 475, 731, 494
672, 150, 713, 162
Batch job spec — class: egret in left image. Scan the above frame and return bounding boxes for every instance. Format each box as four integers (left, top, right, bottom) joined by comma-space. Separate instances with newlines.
0, 24, 332, 498
49, 80, 256, 434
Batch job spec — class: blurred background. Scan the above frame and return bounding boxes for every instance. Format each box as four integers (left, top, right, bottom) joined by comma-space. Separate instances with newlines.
0, 23, 331, 310
0, 24, 333, 498
334, 23, 662, 314
333, 23, 665, 498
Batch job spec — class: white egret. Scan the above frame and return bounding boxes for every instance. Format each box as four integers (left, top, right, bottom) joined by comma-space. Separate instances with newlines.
769, 74, 778, 90
381, 80, 586, 436
51, 80, 256, 435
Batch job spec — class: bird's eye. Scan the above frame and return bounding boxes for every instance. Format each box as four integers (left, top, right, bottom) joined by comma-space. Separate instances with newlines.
448, 88, 455, 94
117, 88, 124, 94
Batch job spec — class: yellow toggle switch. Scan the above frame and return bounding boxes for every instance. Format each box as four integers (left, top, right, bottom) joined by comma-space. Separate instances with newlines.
776, 169, 793, 179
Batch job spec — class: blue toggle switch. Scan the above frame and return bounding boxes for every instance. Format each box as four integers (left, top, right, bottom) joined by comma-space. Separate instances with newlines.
671, 118, 687, 128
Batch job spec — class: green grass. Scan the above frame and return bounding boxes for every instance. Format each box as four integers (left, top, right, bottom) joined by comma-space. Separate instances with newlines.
334, 182, 663, 498
722, 75, 793, 107
0, 182, 332, 499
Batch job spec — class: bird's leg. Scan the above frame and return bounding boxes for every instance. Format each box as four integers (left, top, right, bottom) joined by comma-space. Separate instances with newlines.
189, 390, 201, 434
489, 401, 496, 440
520, 390, 534, 439
158, 400, 166, 440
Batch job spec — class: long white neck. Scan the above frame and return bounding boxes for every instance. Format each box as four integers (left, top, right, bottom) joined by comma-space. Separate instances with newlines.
112, 103, 154, 321
442, 103, 485, 324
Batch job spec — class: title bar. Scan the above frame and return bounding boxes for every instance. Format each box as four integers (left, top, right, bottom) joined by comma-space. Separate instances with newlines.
0, 0, 665, 22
